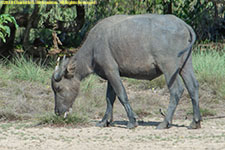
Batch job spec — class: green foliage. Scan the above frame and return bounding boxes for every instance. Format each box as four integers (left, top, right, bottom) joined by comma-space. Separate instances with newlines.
38, 5, 81, 47
86, 0, 151, 23
0, 14, 18, 42
3, 0, 223, 49
85, 0, 224, 41
173, 0, 217, 40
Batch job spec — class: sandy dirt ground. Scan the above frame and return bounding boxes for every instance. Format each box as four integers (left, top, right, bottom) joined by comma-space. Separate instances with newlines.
0, 117, 224, 150
0, 78, 224, 150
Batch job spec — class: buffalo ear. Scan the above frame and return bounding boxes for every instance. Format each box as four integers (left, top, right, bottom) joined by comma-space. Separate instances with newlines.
54, 56, 70, 82
65, 62, 76, 79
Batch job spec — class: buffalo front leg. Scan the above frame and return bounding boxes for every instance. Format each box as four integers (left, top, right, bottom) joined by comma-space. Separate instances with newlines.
157, 72, 184, 129
96, 81, 116, 127
106, 71, 137, 129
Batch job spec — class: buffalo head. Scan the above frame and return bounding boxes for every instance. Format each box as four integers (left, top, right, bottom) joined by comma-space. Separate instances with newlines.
51, 56, 80, 118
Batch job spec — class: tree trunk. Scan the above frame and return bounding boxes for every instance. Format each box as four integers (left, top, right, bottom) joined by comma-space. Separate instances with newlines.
163, 0, 172, 14
0, 4, 6, 14
22, 4, 40, 51
213, 1, 218, 19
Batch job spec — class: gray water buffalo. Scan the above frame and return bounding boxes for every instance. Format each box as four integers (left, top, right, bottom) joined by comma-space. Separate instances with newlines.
51, 14, 201, 129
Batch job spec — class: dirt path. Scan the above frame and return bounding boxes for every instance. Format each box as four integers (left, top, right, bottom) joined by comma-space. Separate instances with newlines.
0, 118, 224, 150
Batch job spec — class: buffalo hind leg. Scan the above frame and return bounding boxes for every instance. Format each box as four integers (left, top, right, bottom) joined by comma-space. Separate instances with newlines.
96, 81, 116, 127
157, 71, 184, 129
180, 60, 201, 129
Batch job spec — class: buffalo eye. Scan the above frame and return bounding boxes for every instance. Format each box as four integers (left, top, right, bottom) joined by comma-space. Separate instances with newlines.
53, 84, 62, 92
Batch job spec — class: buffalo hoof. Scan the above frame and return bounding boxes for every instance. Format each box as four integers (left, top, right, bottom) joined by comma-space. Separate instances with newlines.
127, 121, 138, 129
187, 120, 201, 129
156, 120, 169, 129
96, 120, 109, 127
96, 120, 114, 127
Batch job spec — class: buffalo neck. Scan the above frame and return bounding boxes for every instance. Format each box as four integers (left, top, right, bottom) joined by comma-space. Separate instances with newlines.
72, 45, 93, 81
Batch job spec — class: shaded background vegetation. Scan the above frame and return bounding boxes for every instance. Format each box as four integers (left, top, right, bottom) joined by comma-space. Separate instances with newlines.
0, 0, 224, 59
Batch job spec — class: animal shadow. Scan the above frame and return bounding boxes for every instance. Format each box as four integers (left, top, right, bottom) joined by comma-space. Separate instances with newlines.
112, 120, 187, 128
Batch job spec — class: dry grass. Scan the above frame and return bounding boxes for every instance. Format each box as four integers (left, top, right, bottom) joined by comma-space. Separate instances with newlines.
0, 79, 53, 121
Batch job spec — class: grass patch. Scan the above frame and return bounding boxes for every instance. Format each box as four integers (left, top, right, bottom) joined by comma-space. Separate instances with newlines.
124, 76, 166, 90
0, 55, 53, 84
37, 113, 87, 126
186, 108, 216, 117
0, 63, 9, 80
81, 75, 101, 92
134, 108, 152, 118
193, 49, 225, 98
200, 108, 217, 117
149, 76, 166, 89
0, 110, 23, 121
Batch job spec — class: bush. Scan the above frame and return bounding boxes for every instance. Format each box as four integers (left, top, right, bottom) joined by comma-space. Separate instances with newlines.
0, 14, 18, 43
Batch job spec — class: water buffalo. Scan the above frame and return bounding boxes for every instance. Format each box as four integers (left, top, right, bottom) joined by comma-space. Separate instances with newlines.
51, 14, 201, 129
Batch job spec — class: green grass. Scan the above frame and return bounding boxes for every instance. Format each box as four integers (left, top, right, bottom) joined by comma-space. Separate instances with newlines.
0, 63, 8, 80
0, 55, 53, 84
81, 74, 101, 92
37, 113, 87, 126
186, 108, 216, 117
192, 49, 225, 99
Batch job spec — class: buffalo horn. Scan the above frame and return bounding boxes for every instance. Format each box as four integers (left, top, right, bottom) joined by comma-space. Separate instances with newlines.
54, 57, 63, 81
55, 57, 60, 71
54, 55, 68, 82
